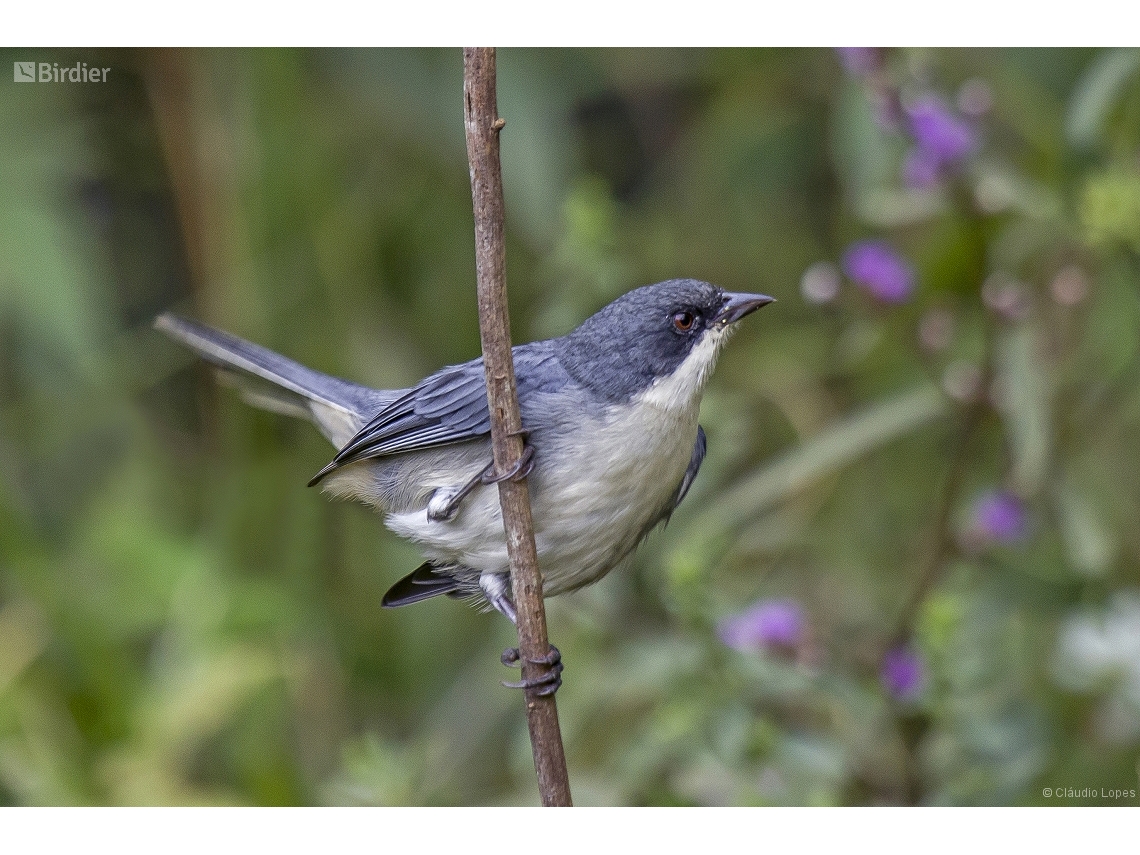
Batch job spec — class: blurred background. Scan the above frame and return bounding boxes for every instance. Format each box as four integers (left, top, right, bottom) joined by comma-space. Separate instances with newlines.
1, 47, 1139, 806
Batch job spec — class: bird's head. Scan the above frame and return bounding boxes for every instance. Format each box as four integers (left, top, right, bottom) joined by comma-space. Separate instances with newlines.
555, 279, 774, 409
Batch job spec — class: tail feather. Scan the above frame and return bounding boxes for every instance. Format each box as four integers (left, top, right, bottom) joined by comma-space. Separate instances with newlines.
155, 313, 396, 447
381, 562, 460, 607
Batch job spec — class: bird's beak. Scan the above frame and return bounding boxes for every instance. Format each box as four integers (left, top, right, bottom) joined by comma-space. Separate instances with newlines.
715, 292, 775, 325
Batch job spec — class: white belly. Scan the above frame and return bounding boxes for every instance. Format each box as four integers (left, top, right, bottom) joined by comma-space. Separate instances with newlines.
384, 397, 700, 595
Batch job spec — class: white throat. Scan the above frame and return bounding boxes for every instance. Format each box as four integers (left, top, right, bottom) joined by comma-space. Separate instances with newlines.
635, 325, 736, 412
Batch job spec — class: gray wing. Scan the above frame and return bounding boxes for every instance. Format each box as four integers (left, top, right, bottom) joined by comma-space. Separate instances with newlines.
308, 342, 566, 485
661, 425, 706, 525
155, 313, 395, 447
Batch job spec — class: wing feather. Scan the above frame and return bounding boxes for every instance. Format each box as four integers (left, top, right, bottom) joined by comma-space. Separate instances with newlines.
309, 344, 562, 485
660, 425, 706, 526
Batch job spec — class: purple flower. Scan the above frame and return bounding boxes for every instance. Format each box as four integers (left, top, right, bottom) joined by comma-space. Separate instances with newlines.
835, 47, 882, 77
842, 240, 915, 303
973, 491, 1028, 543
905, 95, 978, 168
881, 647, 927, 701
718, 599, 805, 651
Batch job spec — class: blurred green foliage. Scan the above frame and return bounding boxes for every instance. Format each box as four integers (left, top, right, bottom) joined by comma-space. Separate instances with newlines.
1, 47, 1139, 806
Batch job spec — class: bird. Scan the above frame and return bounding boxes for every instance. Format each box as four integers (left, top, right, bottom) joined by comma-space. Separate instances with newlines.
156, 279, 772, 690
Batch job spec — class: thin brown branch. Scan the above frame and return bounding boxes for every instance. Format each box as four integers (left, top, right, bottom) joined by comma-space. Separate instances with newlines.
889, 378, 988, 806
462, 47, 572, 807
891, 367, 992, 648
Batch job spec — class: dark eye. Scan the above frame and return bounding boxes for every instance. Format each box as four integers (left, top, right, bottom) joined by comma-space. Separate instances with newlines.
672, 310, 696, 332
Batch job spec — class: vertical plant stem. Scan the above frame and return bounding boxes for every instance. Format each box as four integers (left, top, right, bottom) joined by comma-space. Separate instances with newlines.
462, 46, 572, 807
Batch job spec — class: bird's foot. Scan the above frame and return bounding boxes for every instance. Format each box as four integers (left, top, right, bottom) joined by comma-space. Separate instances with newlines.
501, 645, 563, 696
480, 430, 535, 485
426, 430, 533, 523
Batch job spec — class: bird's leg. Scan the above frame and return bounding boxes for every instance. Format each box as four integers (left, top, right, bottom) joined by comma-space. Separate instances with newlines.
426, 430, 534, 522
476, 436, 560, 695
427, 468, 487, 522
479, 571, 563, 696
479, 572, 517, 624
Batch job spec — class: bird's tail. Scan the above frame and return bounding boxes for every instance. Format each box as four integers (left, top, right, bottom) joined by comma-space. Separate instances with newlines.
155, 313, 396, 448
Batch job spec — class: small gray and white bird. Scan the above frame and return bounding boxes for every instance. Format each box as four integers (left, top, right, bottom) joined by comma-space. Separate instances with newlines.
156, 279, 771, 626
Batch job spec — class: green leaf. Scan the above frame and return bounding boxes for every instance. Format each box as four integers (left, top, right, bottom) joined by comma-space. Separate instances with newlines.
1053, 478, 1116, 576
854, 186, 945, 228
1065, 48, 1140, 150
0, 600, 48, 695
1080, 170, 1140, 252
831, 81, 900, 198
703, 384, 948, 531
996, 324, 1052, 495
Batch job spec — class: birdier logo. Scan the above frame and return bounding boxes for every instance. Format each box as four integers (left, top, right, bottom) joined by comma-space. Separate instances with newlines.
13, 61, 109, 83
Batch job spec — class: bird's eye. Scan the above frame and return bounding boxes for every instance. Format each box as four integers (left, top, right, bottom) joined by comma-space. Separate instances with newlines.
672, 310, 696, 332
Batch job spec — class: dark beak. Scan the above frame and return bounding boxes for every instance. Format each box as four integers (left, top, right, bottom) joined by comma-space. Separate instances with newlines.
715, 292, 775, 325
